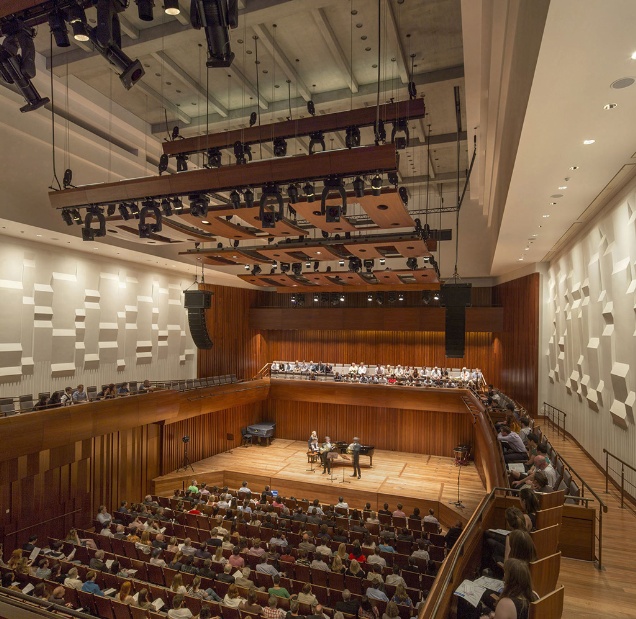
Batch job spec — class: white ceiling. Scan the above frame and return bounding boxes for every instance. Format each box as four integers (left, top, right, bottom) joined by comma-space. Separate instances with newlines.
1, 0, 635, 285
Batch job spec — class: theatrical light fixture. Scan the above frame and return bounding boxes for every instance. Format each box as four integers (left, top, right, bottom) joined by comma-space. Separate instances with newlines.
348, 257, 362, 273
321, 293, 330, 304
371, 175, 382, 196
158, 154, 169, 175
345, 125, 361, 149
398, 293, 404, 302
48, 10, 70, 48
161, 198, 173, 216
188, 194, 209, 217
260, 184, 284, 228
433, 292, 440, 301
138, 200, 163, 238
406, 257, 418, 270
191, 0, 239, 68
273, 137, 287, 157
244, 264, 250, 270
363, 259, 375, 273
280, 262, 290, 273
107, 204, 116, 216
291, 262, 302, 276
164, 0, 181, 15
399, 186, 408, 205
230, 190, 241, 209
353, 176, 365, 198
313, 294, 319, 303
303, 182, 316, 203
388, 292, 397, 304
249, 111, 257, 127
61, 209, 74, 226
233, 140, 252, 164
82, 208, 107, 241
375, 292, 384, 305
206, 147, 222, 168
244, 188, 254, 209
176, 154, 188, 172
321, 176, 347, 223
339, 294, 345, 302
379, 258, 386, 265
68, 4, 90, 41
251, 265, 262, 276
313, 261, 319, 272
305, 261, 311, 269
172, 197, 184, 211
287, 184, 299, 204
388, 171, 399, 186
136, 0, 155, 21
291, 294, 297, 305
339, 259, 345, 267
308, 131, 325, 154
307, 100, 316, 116
367, 294, 373, 302
233, 239, 239, 248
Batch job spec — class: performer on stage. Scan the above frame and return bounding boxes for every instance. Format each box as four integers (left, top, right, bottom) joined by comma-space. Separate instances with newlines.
308, 431, 319, 453
349, 437, 362, 479
320, 436, 334, 475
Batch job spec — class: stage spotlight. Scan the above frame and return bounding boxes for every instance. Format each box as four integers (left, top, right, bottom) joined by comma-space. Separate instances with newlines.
321, 176, 346, 222
176, 154, 188, 172
244, 188, 254, 209
172, 197, 184, 211
158, 153, 169, 175
348, 257, 362, 273
308, 131, 325, 154
305, 261, 311, 269
388, 171, 399, 186
363, 259, 375, 273
230, 190, 241, 209
251, 265, 262, 276
188, 194, 209, 217
106, 204, 116, 216
406, 257, 418, 270
353, 176, 365, 198
291, 294, 297, 305
67, 4, 90, 41
233, 239, 240, 248
388, 292, 397, 304
287, 184, 299, 204
303, 182, 315, 203
249, 111, 257, 127
307, 100, 316, 116
379, 258, 386, 266
280, 262, 290, 273
118, 204, 130, 220
164, 0, 181, 15
139, 200, 162, 238
82, 208, 107, 241
339, 294, 345, 302
260, 184, 284, 229
376, 292, 384, 305
313, 261, 319, 272
206, 147, 222, 168
161, 198, 173, 216
191, 0, 239, 68
398, 293, 404, 302
320, 293, 330, 303
61, 209, 74, 226
345, 125, 361, 149
296, 294, 305, 307
374, 118, 386, 144
313, 294, 319, 303
339, 260, 345, 267
330, 293, 340, 306
244, 264, 250, 270
71, 209, 82, 224
321, 231, 329, 239
433, 292, 440, 301
233, 140, 251, 164
136, 0, 154, 21
399, 186, 408, 205
48, 10, 70, 48
273, 137, 287, 157
371, 174, 382, 196
0, 21, 50, 112
291, 262, 302, 276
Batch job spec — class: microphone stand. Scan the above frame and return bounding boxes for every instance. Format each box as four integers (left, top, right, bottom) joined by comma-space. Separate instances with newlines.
449, 462, 465, 509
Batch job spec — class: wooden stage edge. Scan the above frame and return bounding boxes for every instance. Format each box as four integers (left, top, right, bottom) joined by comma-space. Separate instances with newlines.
151, 439, 486, 527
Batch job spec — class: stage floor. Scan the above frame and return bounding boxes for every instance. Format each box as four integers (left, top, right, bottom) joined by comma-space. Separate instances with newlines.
152, 439, 486, 523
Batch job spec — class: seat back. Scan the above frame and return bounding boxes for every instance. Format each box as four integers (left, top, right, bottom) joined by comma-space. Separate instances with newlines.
0, 398, 16, 415
86, 386, 98, 401
537, 490, 565, 509
19, 394, 34, 412
529, 552, 561, 598
528, 585, 564, 619
534, 506, 563, 530
530, 524, 561, 559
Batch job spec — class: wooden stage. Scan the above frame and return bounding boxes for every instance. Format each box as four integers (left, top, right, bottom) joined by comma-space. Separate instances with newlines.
151, 439, 486, 525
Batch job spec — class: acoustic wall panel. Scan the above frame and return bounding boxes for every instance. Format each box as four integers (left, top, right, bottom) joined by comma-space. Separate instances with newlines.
544, 182, 636, 493
0, 235, 196, 396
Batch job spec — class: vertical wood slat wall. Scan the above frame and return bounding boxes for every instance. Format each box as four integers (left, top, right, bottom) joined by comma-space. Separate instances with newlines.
196, 284, 267, 380
160, 402, 265, 475
492, 274, 540, 414
266, 400, 473, 457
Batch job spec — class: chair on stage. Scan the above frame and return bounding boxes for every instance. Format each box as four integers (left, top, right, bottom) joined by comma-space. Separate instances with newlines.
241, 427, 254, 447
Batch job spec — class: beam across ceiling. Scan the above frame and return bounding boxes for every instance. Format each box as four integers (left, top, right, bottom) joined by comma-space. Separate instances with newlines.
162, 98, 425, 156
49, 143, 398, 210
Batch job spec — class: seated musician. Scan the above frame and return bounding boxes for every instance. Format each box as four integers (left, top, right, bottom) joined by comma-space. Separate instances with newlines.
271, 362, 279, 373
324, 362, 333, 373
349, 362, 358, 376
293, 361, 301, 373
376, 365, 385, 376
334, 372, 342, 382
308, 431, 319, 453
431, 366, 442, 380
320, 437, 334, 475
358, 363, 367, 376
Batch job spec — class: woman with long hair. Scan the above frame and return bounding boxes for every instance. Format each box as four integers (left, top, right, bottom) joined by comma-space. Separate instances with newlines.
213, 546, 227, 565
346, 558, 364, 578
335, 542, 348, 561
331, 554, 346, 574
518, 488, 540, 532
382, 601, 400, 619
391, 584, 412, 607
170, 572, 187, 594
358, 596, 379, 619
136, 588, 154, 610
506, 530, 537, 564
480, 558, 537, 619
117, 581, 135, 605
223, 583, 245, 608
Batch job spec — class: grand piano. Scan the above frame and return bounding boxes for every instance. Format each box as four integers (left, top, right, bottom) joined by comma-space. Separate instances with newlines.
247, 421, 276, 445
333, 441, 376, 467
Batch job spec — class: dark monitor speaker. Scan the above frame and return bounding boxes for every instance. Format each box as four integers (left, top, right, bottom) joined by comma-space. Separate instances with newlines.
441, 283, 472, 358
184, 290, 213, 309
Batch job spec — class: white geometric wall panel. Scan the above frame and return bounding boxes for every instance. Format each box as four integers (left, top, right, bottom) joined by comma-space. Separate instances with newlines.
0, 235, 196, 397
544, 182, 636, 491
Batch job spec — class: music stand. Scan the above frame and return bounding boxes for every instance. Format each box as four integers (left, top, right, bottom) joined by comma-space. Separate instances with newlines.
339, 461, 351, 484
177, 436, 194, 473
226, 433, 234, 454
306, 450, 316, 473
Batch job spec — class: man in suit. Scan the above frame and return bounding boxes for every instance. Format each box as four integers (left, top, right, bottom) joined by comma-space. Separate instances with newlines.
320, 437, 334, 475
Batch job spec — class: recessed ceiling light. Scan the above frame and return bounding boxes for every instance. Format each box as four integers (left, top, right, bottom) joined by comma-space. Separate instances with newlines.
550, 202, 557, 205
543, 214, 550, 218
603, 103, 618, 110
36, 234, 42, 237
569, 166, 579, 170
583, 139, 595, 145
558, 186, 567, 190
201, 220, 210, 224
632, 51, 636, 60
518, 257, 524, 261
524, 247, 530, 251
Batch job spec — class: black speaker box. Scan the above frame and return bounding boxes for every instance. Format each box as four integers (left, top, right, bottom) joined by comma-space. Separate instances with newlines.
441, 283, 471, 358
184, 290, 213, 309
187, 308, 214, 349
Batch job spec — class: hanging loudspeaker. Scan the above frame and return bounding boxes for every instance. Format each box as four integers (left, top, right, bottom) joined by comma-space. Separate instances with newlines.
184, 290, 213, 349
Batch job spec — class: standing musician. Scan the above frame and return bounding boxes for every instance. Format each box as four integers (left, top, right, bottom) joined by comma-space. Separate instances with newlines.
320, 436, 334, 475
348, 437, 362, 479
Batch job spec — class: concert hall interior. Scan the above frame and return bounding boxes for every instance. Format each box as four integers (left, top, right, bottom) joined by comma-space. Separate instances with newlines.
0, 1, 635, 619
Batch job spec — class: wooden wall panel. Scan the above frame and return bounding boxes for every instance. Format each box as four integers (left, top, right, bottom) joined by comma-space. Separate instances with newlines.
492, 274, 540, 414
161, 402, 265, 475
265, 329, 498, 378
196, 284, 267, 380
267, 400, 473, 457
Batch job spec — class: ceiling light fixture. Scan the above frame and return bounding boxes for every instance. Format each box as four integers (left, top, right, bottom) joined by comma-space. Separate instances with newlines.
569, 166, 579, 171
583, 139, 595, 145
558, 186, 567, 190
631, 51, 636, 60
136, 0, 155, 21
371, 175, 382, 196
48, 10, 70, 47
542, 214, 550, 218
603, 103, 618, 110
